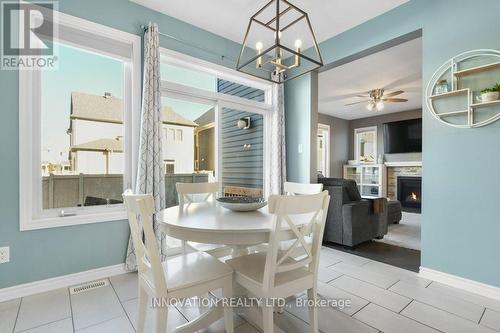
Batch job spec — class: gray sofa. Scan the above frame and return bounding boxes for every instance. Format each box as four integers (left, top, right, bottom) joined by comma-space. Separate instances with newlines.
318, 178, 388, 248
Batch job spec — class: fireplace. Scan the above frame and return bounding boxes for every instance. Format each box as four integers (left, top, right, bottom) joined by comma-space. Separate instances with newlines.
397, 176, 422, 213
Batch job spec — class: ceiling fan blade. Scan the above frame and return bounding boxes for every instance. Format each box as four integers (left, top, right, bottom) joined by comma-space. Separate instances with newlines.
383, 90, 404, 97
356, 94, 370, 98
383, 98, 408, 102
345, 100, 370, 106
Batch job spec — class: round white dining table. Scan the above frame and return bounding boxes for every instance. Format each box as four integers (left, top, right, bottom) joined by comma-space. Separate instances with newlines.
156, 202, 312, 250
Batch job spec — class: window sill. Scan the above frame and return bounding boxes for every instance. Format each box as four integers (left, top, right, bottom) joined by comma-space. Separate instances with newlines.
20, 209, 128, 231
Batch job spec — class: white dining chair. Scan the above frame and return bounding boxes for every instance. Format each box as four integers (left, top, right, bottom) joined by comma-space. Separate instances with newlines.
226, 191, 330, 333
123, 192, 235, 333
176, 182, 231, 258
284, 181, 323, 195
252, 182, 324, 256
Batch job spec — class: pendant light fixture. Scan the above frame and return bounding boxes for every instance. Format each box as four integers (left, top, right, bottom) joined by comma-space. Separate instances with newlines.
236, 0, 323, 84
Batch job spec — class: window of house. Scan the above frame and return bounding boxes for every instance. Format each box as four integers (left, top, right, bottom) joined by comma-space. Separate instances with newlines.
19, 10, 141, 230
176, 129, 183, 141
167, 128, 175, 141
160, 49, 273, 200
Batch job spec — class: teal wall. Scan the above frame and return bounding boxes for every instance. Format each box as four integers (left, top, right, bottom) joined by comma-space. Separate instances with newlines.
0, 0, 242, 289
306, 0, 500, 286
284, 73, 315, 183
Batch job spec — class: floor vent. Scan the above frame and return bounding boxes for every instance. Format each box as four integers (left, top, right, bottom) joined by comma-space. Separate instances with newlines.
70, 279, 109, 295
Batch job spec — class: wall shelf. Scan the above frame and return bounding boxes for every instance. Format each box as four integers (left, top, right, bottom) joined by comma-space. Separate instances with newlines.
429, 89, 468, 100
470, 100, 500, 109
436, 110, 468, 117
425, 49, 500, 128
454, 61, 500, 77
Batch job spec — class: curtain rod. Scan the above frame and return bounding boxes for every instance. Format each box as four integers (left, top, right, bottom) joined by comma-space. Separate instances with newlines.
140, 24, 236, 62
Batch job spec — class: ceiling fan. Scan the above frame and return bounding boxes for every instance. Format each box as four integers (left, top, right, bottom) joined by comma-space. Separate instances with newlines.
345, 88, 408, 111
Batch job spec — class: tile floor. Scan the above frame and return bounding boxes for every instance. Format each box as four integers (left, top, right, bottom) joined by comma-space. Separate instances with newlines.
2, 246, 500, 333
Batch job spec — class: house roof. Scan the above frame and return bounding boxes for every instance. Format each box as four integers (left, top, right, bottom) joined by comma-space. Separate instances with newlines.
70, 138, 123, 153
70, 92, 198, 127
194, 108, 215, 127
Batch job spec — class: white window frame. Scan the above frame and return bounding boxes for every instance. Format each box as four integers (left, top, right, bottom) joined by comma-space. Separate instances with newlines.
19, 10, 141, 231
159, 48, 274, 198
354, 126, 377, 164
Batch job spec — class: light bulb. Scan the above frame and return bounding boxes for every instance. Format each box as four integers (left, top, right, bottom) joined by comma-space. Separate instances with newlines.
366, 103, 375, 111
294, 39, 302, 49
255, 41, 263, 51
376, 101, 384, 110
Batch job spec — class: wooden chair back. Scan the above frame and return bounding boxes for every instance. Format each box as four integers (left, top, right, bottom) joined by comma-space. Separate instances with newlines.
176, 182, 218, 207
284, 182, 323, 195
263, 191, 330, 292
123, 192, 168, 296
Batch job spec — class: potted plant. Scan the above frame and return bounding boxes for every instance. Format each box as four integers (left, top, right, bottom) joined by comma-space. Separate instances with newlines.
477, 83, 500, 103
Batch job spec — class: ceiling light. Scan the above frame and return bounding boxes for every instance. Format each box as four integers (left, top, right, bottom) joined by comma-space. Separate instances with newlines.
366, 103, 375, 111
237, 0, 323, 84
376, 101, 385, 110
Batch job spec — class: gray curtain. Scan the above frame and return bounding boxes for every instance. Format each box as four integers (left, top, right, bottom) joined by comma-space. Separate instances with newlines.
268, 83, 286, 195
125, 22, 167, 271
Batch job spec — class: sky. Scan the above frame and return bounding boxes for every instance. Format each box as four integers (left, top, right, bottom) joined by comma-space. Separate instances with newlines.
41, 44, 123, 164
41, 44, 215, 165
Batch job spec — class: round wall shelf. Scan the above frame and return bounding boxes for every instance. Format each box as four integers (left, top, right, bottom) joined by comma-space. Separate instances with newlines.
426, 49, 500, 128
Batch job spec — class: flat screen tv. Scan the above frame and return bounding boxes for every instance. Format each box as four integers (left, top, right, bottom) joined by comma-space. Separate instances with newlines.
383, 118, 422, 154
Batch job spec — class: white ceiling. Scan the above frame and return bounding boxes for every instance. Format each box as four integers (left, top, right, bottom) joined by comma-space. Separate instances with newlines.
318, 38, 422, 120
131, 0, 408, 45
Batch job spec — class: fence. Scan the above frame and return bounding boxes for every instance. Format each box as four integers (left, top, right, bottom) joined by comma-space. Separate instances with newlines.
42, 173, 209, 209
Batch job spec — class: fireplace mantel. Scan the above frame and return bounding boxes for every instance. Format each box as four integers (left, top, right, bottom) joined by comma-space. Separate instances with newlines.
384, 161, 422, 167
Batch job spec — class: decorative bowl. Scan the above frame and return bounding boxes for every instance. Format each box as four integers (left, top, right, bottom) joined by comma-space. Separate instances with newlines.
217, 196, 267, 212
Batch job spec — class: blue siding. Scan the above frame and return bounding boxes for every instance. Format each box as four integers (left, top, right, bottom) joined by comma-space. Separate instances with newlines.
217, 79, 264, 191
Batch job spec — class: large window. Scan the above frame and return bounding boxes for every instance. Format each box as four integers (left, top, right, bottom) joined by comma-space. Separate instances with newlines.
160, 49, 273, 200
19, 11, 141, 230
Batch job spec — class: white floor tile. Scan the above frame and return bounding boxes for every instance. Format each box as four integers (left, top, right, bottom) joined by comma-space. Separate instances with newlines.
389, 280, 485, 322
70, 284, 125, 330
318, 266, 343, 283
427, 282, 500, 313
321, 248, 371, 267
481, 309, 500, 331
173, 296, 245, 332
0, 298, 21, 333
329, 261, 400, 289
402, 301, 496, 333
18, 318, 73, 333
275, 310, 312, 333
15, 288, 71, 332
234, 323, 260, 333
362, 260, 431, 288
317, 281, 369, 316
109, 273, 138, 302
122, 297, 187, 333
354, 303, 439, 333
330, 275, 411, 312
319, 252, 342, 268
76, 316, 134, 333
285, 296, 378, 333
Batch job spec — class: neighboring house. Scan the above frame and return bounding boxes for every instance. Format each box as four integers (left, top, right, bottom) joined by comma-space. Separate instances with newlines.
68, 92, 197, 174
194, 108, 215, 173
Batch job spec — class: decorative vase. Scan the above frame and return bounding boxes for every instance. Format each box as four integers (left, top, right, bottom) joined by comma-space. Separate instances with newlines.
476, 91, 499, 103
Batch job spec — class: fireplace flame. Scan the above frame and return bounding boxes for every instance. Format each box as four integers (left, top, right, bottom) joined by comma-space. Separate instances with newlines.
409, 192, 418, 201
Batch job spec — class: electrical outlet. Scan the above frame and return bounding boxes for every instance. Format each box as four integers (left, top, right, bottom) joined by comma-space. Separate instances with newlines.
0, 247, 10, 264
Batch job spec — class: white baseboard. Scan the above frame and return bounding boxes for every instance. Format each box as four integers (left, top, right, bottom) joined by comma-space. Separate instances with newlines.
419, 266, 500, 301
0, 263, 128, 302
